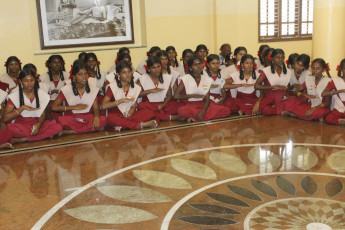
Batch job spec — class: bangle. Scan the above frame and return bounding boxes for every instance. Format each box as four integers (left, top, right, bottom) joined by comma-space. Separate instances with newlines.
297, 92, 302, 97
15, 110, 20, 115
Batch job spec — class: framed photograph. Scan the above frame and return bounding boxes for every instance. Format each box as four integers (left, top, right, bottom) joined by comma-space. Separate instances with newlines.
36, 0, 134, 49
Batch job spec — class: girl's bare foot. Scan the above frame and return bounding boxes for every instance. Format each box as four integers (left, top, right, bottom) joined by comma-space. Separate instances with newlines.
0, 142, 13, 150
339, 119, 345, 125
170, 115, 186, 121
58, 130, 75, 136
12, 137, 28, 144
282, 111, 296, 117
142, 120, 158, 129
186, 118, 196, 123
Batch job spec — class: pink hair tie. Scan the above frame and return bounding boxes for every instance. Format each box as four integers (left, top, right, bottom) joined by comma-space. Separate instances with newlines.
257, 50, 260, 57
254, 63, 258, 70
115, 57, 119, 63
285, 60, 289, 65
237, 65, 242, 70
144, 65, 147, 70
326, 63, 330, 71
97, 61, 101, 66
336, 65, 340, 71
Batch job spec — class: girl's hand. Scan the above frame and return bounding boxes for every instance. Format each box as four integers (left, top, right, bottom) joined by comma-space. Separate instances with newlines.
274, 85, 288, 91
242, 83, 255, 87
305, 108, 315, 118
195, 110, 205, 121
149, 88, 165, 93
252, 102, 260, 115
119, 98, 135, 104
31, 123, 41, 136
304, 94, 317, 99
22, 105, 41, 111
51, 89, 60, 94
74, 104, 88, 110
158, 104, 165, 110
191, 94, 205, 99
92, 116, 100, 129
217, 99, 225, 105
294, 84, 303, 91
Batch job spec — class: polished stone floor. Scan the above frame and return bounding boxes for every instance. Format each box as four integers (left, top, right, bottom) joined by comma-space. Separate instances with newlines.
1, 115, 345, 229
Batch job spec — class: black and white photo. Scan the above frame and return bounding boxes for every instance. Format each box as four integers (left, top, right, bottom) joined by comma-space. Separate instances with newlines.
37, 0, 134, 49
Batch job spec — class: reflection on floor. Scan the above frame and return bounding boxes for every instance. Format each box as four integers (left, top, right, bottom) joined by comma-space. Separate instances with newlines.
1, 116, 345, 229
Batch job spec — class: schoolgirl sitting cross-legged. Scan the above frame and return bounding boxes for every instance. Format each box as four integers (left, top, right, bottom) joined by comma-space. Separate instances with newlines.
323, 59, 345, 125
102, 61, 157, 131
175, 55, 230, 122
224, 54, 263, 116
254, 49, 292, 115
283, 58, 332, 121
4, 70, 62, 143
137, 56, 183, 121
52, 60, 106, 134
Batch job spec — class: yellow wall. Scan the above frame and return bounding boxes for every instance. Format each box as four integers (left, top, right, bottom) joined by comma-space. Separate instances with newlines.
0, 0, 342, 76
313, 0, 345, 77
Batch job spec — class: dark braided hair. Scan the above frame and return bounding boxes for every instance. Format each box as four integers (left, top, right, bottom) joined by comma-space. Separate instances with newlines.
18, 70, 40, 108
23, 64, 40, 89
338, 59, 345, 78
115, 61, 135, 88
296, 54, 310, 70
182, 49, 193, 74
115, 47, 130, 63
166, 46, 179, 68
116, 53, 132, 65
287, 53, 299, 68
147, 46, 161, 57
263, 48, 274, 67
118, 47, 130, 55
195, 44, 209, 55
233, 47, 247, 64
311, 58, 331, 78
84, 53, 101, 80
270, 49, 287, 75
5, 56, 22, 74
46, 55, 65, 82
78, 52, 87, 62
71, 60, 90, 96
156, 50, 171, 74
147, 56, 164, 83
206, 54, 221, 79
187, 55, 204, 77
258, 45, 269, 64
239, 54, 257, 80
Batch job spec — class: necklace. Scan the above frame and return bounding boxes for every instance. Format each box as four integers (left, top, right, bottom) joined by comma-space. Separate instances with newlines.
77, 88, 85, 96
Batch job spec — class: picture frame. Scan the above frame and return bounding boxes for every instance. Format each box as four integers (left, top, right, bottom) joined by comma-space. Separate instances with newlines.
36, 0, 134, 49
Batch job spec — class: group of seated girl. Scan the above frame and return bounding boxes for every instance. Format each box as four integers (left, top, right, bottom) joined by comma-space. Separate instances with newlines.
0, 44, 344, 149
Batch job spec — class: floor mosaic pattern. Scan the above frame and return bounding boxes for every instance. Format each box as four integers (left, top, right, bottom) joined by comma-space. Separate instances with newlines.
1, 116, 345, 229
